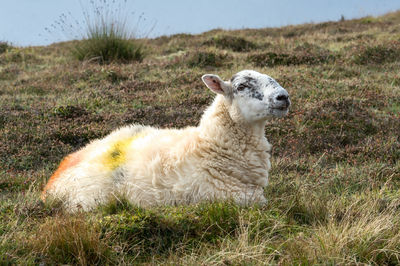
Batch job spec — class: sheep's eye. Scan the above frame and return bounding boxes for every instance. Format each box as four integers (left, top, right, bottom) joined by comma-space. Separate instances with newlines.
237, 84, 246, 91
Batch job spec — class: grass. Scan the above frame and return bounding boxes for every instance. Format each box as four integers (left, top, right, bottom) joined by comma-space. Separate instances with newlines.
248, 43, 335, 67
73, 36, 144, 63
352, 41, 400, 65
185, 50, 231, 68
203, 35, 258, 52
1, 10, 400, 264
0, 41, 11, 54
32, 216, 114, 264
51, 0, 145, 63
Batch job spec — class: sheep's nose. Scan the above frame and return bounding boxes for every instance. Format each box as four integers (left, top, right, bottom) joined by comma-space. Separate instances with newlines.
275, 94, 290, 107
276, 94, 288, 102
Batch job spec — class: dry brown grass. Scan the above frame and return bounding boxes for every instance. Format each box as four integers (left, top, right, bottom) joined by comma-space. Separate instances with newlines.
31, 216, 114, 265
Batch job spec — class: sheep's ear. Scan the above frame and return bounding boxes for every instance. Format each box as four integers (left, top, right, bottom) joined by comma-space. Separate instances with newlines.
202, 74, 231, 95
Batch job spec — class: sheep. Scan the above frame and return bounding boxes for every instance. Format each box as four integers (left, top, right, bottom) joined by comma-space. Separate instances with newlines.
41, 70, 291, 211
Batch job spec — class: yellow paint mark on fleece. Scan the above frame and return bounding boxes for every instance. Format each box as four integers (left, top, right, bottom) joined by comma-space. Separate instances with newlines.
103, 133, 145, 170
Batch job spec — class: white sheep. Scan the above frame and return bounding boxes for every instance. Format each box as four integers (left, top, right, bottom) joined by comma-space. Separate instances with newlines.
41, 70, 291, 211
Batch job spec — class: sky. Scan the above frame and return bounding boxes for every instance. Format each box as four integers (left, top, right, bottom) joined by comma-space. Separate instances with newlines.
0, 0, 399, 47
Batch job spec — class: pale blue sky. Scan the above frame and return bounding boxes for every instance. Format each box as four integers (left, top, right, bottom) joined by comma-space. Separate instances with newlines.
0, 0, 399, 47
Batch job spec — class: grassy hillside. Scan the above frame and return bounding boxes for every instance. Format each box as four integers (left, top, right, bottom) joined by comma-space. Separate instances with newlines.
1, 11, 400, 264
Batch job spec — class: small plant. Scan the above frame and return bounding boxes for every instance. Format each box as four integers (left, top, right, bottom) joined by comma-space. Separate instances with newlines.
352, 42, 400, 65
73, 33, 144, 64
52, 105, 88, 119
32, 217, 114, 264
186, 51, 230, 68
49, 0, 146, 64
204, 35, 257, 52
248, 43, 335, 67
0, 41, 11, 54
0, 65, 20, 80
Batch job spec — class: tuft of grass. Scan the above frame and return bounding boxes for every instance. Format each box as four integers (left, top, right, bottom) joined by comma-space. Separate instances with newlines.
31, 216, 114, 265
352, 41, 400, 65
52, 105, 89, 119
278, 192, 400, 264
248, 43, 335, 67
0, 65, 20, 81
203, 35, 257, 52
0, 41, 11, 54
186, 50, 231, 68
54, 0, 145, 63
0, 49, 41, 65
73, 37, 144, 64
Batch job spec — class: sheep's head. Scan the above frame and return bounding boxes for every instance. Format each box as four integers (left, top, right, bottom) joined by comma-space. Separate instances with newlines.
202, 70, 290, 123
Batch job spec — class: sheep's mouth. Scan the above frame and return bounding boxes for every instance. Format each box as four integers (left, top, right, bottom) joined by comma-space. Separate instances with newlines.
271, 101, 290, 111
273, 106, 288, 111
271, 106, 289, 111
269, 106, 290, 117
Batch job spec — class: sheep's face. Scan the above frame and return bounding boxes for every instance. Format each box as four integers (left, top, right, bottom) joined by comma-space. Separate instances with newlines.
202, 70, 290, 123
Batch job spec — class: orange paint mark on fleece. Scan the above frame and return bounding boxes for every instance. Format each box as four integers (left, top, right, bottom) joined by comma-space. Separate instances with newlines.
41, 150, 83, 201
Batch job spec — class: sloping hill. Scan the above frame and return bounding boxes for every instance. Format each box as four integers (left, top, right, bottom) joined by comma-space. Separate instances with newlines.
0, 11, 399, 264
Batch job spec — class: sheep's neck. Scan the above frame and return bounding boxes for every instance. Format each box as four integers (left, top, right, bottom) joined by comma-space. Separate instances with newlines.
198, 95, 271, 187
199, 95, 268, 150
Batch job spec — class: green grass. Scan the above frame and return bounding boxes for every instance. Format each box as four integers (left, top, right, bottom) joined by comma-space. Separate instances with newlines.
203, 35, 258, 52
185, 50, 231, 68
73, 36, 144, 64
0, 41, 11, 54
352, 42, 400, 65
58, 0, 145, 63
0, 10, 400, 265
